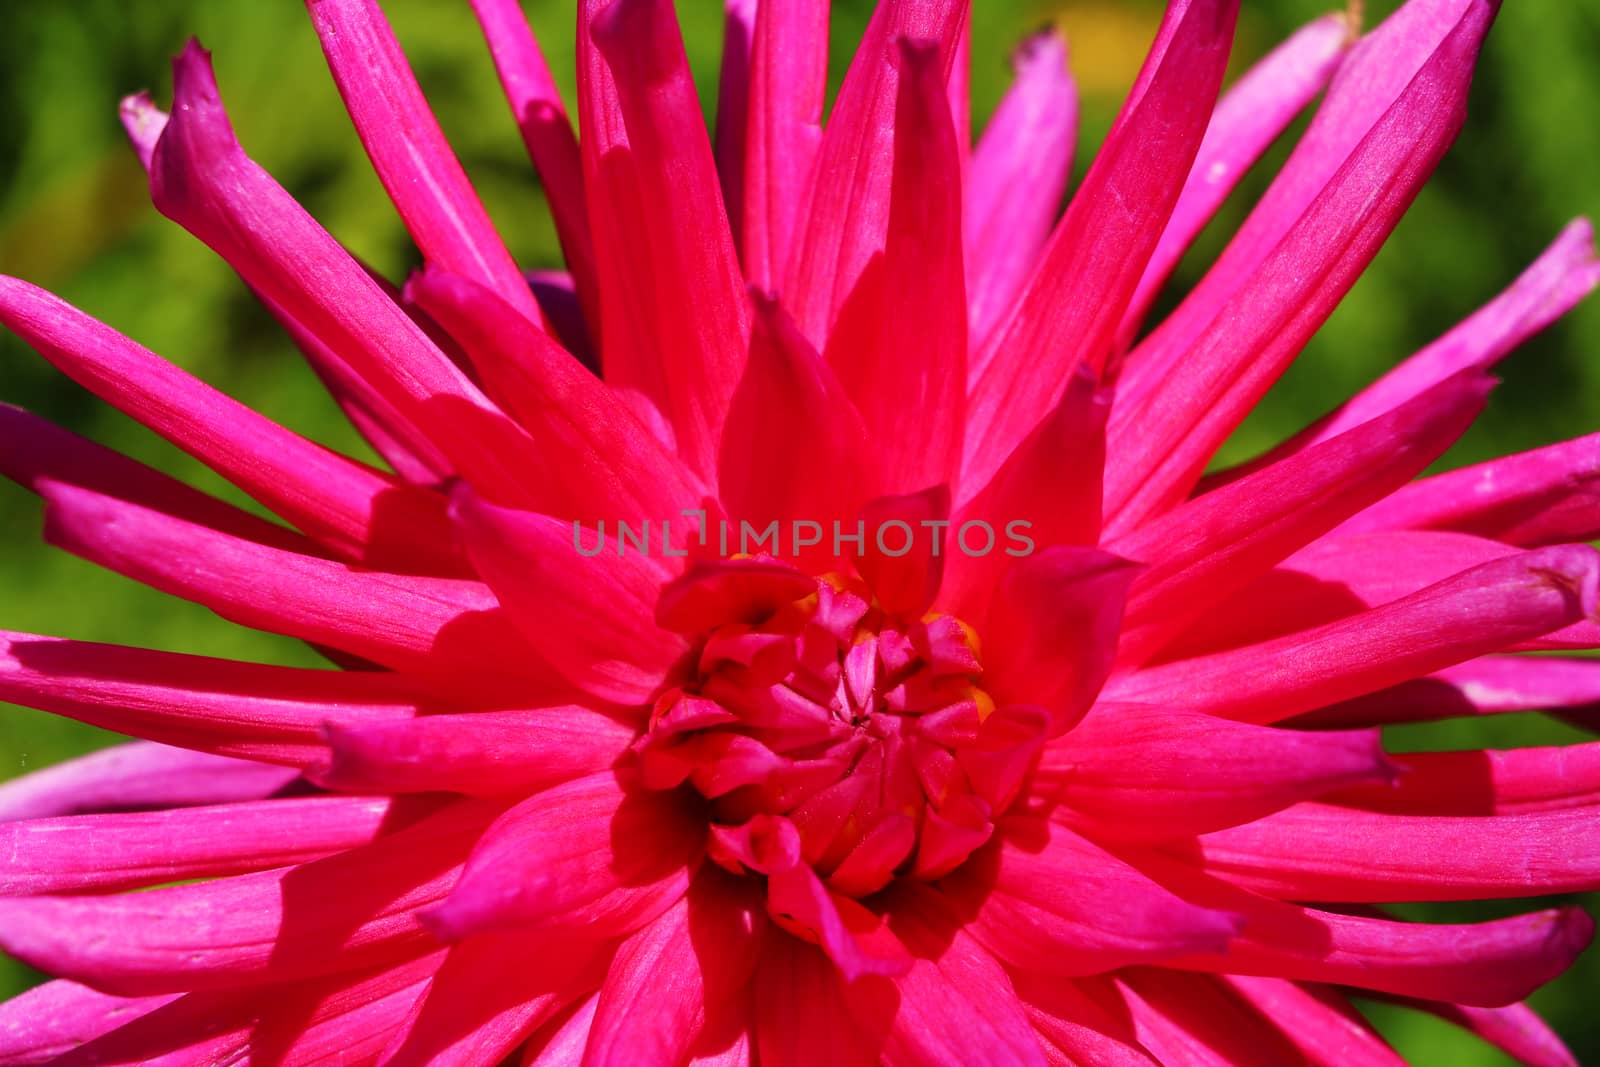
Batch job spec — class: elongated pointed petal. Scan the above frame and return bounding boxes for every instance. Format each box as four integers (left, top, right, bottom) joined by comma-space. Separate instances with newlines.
1115, 14, 1350, 348
405, 265, 706, 522
825, 39, 966, 495
720, 293, 874, 532
1379, 996, 1579, 1067
584, 0, 750, 481
0, 795, 407, 895
584, 871, 765, 1067
424, 772, 700, 943
714, 0, 757, 260
451, 486, 688, 705
1111, 371, 1492, 663
149, 42, 549, 508
965, 30, 1076, 348
307, 0, 544, 326
0, 799, 498, 994
0, 742, 300, 824
1305, 654, 1600, 728
1105, 0, 1498, 528
1010, 972, 1157, 1067
941, 817, 1243, 976
1193, 801, 1600, 901
1109, 544, 1600, 723
740, 0, 827, 287
1221, 977, 1406, 1067
1327, 742, 1600, 814
963, 0, 1238, 488
0, 981, 176, 1066
780, 0, 967, 346
982, 547, 1139, 734
469, 0, 598, 331
312, 707, 635, 795
38, 481, 559, 699
1041, 702, 1394, 839
0, 633, 420, 767
0, 279, 458, 573
1339, 428, 1600, 548
1113, 969, 1329, 1067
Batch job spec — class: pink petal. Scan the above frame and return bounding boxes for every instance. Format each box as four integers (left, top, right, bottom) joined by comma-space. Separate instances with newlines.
1104, 0, 1498, 528
1108, 544, 1600, 723
1327, 742, 1600, 814
719, 292, 873, 534
0, 981, 176, 1066
779, 0, 967, 347
1114, 969, 1324, 1067
312, 706, 635, 796
583, 870, 765, 1067
1378, 996, 1579, 1067
713, 0, 757, 262
0, 799, 499, 994
1242, 219, 1600, 475
39, 480, 560, 700
0, 631, 419, 767
941, 368, 1107, 619
450, 486, 688, 705
738, 0, 827, 288
307, 0, 544, 326
0, 795, 416, 895
0, 742, 301, 824
1304, 654, 1600, 728
753, 933, 883, 1067
1041, 702, 1395, 839
519, 993, 600, 1067
1110, 370, 1492, 664
379, 930, 608, 1067
965, 29, 1076, 349
1114, 14, 1351, 349
963, 0, 1238, 489
0, 278, 458, 574
469, 0, 599, 332
824, 38, 967, 496
424, 772, 699, 943
584, 0, 750, 480
149, 42, 550, 509
1338, 428, 1600, 548
1221, 977, 1406, 1067
940, 816, 1243, 976
50, 953, 442, 1066
851, 486, 951, 618
404, 264, 707, 522
1191, 801, 1600, 901
1009, 972, 1157, 1066
981, 547, 1140, 734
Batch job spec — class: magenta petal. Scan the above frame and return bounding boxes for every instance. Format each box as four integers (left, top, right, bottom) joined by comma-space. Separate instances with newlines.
851, 486, 952, 618
423, 771, 700, 943
941, 816, 1244, 976
0, 631, 420, 767
963, 0, 1239, 489
754, 932, 884, 1067
451, 486, 688, 705
308, 0, 545, 326
0, 742, 300, 824
0, 980, 176, 1066
965, 29, 1076, 350
0, 795, 410, 895
1114, 969, 1327, 1067
1042, 702, 1395, 839
1305, 654, 1600, 730
1381, 996, 1580, 1067
583, 871, 766, 1067
982, 547, 1140, 734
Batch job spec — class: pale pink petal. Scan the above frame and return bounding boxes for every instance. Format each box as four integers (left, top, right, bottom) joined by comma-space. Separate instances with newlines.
1115, 14, 1351, 349
312, 707, 635, 795
307, 0, 545, 325
739, 0, 827, 288
962, 0, 1238, 489
0, 795, 411, 895
0, 631, 419, 767
1191, 801, 1600, 901
1040, 702, 1394, 839
1104, 0, 1498, 528
965, 29, 1076, 349
424, 772, 699, 943
1108, 544, 1600, 723
0, 742, 300, 824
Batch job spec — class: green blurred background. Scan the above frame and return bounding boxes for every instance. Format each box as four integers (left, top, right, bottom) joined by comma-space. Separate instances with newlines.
1, 0, 1597, 1059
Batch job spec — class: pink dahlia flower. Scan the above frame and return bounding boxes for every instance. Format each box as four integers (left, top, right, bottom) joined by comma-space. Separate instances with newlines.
2, 0, 1599, 1062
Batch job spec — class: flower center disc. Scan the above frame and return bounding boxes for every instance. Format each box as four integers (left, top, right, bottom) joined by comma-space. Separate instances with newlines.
638, 560, 1049, 901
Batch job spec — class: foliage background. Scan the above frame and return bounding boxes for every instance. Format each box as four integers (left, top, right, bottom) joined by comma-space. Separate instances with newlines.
1, 0, 1597, 1059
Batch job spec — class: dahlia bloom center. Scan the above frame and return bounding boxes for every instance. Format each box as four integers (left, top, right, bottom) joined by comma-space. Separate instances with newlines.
638, 562, 1044, 903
